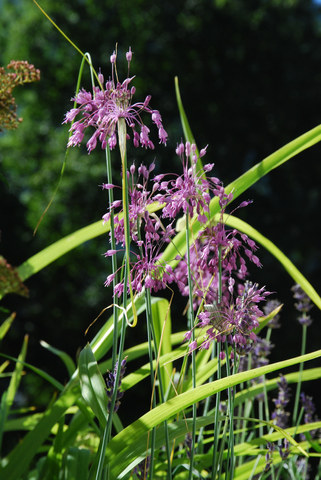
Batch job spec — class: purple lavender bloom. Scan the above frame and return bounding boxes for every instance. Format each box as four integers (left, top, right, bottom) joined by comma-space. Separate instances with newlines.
184, 432, 193, 458
105, 356, 127, 413
271, 374, 291, 428
278, 438, 290, 460
291, 284, 313, 326
263, 298, 282, 329
300, 392, 320, 440
63, 48, 167, 153
133, 456, 151, 480
264, 442, 275, 473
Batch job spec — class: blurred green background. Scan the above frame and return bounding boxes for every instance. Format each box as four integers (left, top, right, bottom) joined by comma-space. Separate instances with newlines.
1, 0, 320, 411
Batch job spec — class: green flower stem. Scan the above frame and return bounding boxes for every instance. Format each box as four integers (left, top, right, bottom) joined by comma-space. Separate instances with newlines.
105, 146, 119, 369
145, 289, 157, 479
211, 344, 222, 480
145, 288, 172, 480
95, 315, 127, 480
118, 118, 137, 327
292, 324, 307, 425
225, 341, 235, 480
212, 245, 223, 479
185, 214, 197, 480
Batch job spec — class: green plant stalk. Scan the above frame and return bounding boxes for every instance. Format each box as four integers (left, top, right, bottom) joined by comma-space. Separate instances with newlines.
146, 289, 173, 480
212, 343, 222, 480
225, 341, 235, 480
105, 146, 119, 370
94, 315, 127, 480
185, 214, 197, 480
212, 246, 223, 479
197, 344, 216, 452
118, 118, 137, 327
292, 324, 307, 425
145, 288, 157, 480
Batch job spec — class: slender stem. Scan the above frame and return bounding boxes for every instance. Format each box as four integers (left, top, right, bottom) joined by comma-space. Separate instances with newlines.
292, 324, 307, 425
211, 343, 222, 480
145, 288, 172, 480
185, 214, 196, 480
118, 118, 137, 326
95, 315, 127, 480
105, 147, 118, 369
145, 289, 156, 480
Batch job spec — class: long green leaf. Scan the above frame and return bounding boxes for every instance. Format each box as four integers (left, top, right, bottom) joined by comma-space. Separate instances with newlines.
78, 344, 107, 427
151, 297, 173, 393
1, 382, 81, 480
106, 348, 321, 478
0, 335, 28, 453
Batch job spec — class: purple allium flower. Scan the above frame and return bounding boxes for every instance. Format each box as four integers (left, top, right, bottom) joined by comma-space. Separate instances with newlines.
263, 298, 282, 329
63, 48, 167, 153
154, 141, 212, 222
175, 223, 262, 311
291, 284, 313, 326
103, 162, 162, 247
105, 356, 127, 413
271, 374, 291, 428
186, 281, 270, 354
103, 162, 176, 295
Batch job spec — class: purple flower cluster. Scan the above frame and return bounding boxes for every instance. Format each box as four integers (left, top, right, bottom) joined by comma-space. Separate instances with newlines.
300, 392, 320, 440
186, 281, 270, 355
291, 284, 313, 326
263, 298, 282, 329
63, 48, 167, 153
105, 356, 127, 413
271, 374, 291, 428
103, 141, 270, 354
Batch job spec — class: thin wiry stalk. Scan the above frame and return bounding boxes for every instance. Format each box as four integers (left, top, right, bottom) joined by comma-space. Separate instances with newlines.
105, 146, 118, 369
95, 315, 127, 480
145, 288, 157, 480
292, 324, 307, 425
185, 214, 197, 480
145, 288, 173, 480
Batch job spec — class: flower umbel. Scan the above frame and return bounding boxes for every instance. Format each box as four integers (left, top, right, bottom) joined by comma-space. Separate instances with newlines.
64, 47, 167, 153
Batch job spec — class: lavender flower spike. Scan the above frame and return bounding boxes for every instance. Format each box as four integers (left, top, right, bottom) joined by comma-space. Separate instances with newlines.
105, 356, 127, 413
63, 48, 167, 153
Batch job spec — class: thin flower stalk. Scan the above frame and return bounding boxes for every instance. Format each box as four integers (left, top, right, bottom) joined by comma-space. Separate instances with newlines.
291, 284, 314, 425
185, 214, 197, 480
105, 146, 119, 369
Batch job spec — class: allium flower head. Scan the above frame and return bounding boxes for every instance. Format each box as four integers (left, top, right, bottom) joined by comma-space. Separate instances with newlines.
63, 47, 167, 153
154, 141, 212, 222
186, 281, 270, 354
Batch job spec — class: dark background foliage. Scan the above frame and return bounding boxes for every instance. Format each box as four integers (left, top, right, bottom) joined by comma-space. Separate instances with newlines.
0, 0, 320, 413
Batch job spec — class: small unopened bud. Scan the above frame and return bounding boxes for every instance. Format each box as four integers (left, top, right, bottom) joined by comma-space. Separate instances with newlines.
126, 46, 133, 62
110, 51, 116, 64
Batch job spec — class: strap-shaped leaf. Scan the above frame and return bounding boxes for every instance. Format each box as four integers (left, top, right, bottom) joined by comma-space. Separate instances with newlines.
78, 344, 107, 428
